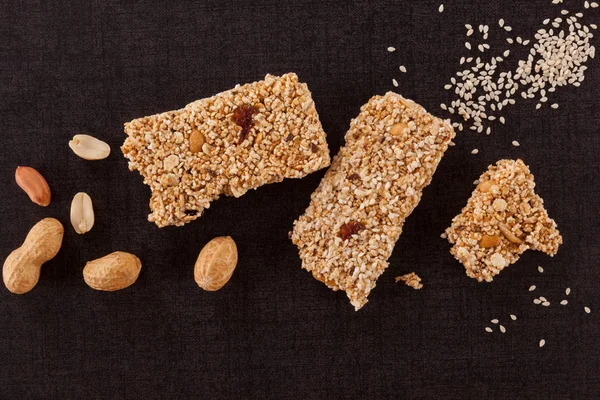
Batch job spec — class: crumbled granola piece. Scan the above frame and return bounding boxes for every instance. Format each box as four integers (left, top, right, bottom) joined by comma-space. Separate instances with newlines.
291, 92, 455, 310
121, 73, 330, 227
445, 159, 562, 282
395, 272, 423, 290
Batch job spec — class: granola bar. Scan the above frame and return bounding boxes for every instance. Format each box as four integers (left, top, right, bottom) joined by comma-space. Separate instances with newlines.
121, 73, 330, 227
291, 92, 455, 310
445, 159, 562, 282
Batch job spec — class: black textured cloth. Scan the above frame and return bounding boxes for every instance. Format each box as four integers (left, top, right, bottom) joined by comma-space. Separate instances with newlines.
0, 1, 599, 398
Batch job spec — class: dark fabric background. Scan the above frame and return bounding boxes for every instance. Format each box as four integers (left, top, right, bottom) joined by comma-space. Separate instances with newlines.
0, 0, 598, 398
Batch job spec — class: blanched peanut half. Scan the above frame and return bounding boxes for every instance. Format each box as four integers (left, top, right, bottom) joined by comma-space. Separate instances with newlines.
70, 192, 95, 234
69, 134, 111, 160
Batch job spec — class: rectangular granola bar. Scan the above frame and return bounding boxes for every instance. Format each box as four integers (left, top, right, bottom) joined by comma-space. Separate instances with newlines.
445, 159, 562, 282
121, 73, 330, 227
291, 92, 455, 310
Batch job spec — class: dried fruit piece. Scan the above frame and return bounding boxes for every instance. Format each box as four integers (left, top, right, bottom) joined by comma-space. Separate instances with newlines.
498, 222, 523, 244
479, 235, 501, 248
83, 252, 142, 291
3, 218, 64, 294
70, 192, 95, 234
194, 236, 238, 291
232, 104, 257, 144
189, 130, 205, 153
69, 134, 111, 160
338, 220, 365, 240
15, 166, 51, 206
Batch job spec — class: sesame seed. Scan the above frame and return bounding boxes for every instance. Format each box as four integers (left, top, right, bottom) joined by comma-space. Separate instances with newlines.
585, 307, 591, 314
439, 4, 444, 13
551, 103, 559, 109
529, 285, 537, 291
440, 103, 448, 110
504, 26, 513, 32
440, 232, 447, 239
491, 319, 499, 324
392, 79, 398, 87
499, 325, 506, 333
566, 287, 571, 296
399, 65, 407, 73
542, 301, 550, 307
499, 116, 506, 124
585, 1, 590, 8
471, 148, 479, 154
510, 314, 517, 320
499, 19, 505, 28
560, 300, 568, 305
539, 296, 547, 302
539, 339, 545, 348
465, 42, 472, 50
485, 327, 493, 332
534, 299, 542, 305
387, 47, 396, 52
592, 2, 599, 8
512, 140, 520, 146
538, 266, 544, 273
465, 24, 472, 29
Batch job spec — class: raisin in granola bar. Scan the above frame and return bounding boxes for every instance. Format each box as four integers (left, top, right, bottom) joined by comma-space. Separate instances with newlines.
291, 92, 455, 310
121, 73, 330, 227
445, 159, 562, 282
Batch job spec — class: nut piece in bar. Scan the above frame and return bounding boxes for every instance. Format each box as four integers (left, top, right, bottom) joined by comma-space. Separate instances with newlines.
121, 73, 330, 227
445, 159, 562, 282
291, 92, 455, 310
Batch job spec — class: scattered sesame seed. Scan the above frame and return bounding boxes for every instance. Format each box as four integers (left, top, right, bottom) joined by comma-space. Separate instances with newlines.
585, 307, 591, 314
551, 103, 559, 109
534, 299, 542, 305
465, 24, 472, 29
399, 65, 407, 73
539, 339, 545, 348
542, 301, 551, 307
465, 42, 472, 50
499, 19, 505, 28
504, 26, 513, 32
592, 2, 599, 8
585, 1, 590, 8
499, 116, 506, 124
512, 140, 520, 147
387, 47, 396, 52
491, 319, 499, 324
485, 327, 493, 333
510, 314, 517, 321
566, 288, 571, 296
440, 232, 447, 239
499, 325, 506, 333
439, 4, 444, 13
539, 296, 547, 302
560, 300, 568, 305
392, 78, 398, 87
529, 285, 537, 291
538, 266, 544, 273
471, 148, 479, 154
